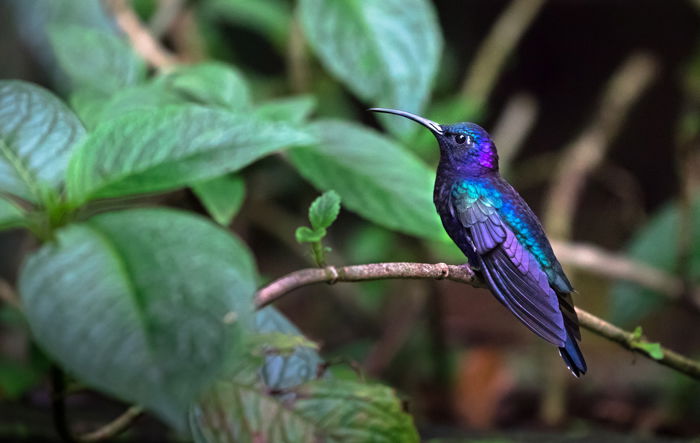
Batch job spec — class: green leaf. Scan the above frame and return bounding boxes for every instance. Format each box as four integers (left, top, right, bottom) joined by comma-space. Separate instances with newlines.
309, 190, 341, 231
299, 0, 442, 136
48, 25, 146, 94
629, 327, 664, 360
289, 120, 443, 240
250, 332, 319, 357
191, 378, 419, 442
192, 174, 246, 226
156, 62, 252, 110
295, 226, 326, 243
66, 105, 317, 204
19, 208, 257, 427
254, 95, 317, 125
254, 307, 323, 390
0, 81, 85, 203
610, 197, 700, 326
0, 197, 26, 231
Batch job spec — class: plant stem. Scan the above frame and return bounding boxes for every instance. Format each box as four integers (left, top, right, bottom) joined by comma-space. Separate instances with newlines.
255, 262, 700, 380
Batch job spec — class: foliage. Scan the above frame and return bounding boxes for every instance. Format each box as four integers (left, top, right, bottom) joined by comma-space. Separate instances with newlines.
0, 0, 444, 438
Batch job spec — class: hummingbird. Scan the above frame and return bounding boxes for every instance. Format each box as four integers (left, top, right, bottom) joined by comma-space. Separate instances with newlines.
370, 108, 586, 377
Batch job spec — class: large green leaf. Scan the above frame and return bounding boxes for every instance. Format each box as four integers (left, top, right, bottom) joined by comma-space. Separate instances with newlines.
288, 120, 443, 240
19, 208, 257, 427
155, 63, 252, 111
0, 81, 85, 202
66, 105, 317, 204
192, 174, 246, 226
70, 62, 251, 129
254, 95, 317, 125
48, 24, 146, 95
191, 378, 419, 442
610, 197, 700, 326
299, 0, 442, 136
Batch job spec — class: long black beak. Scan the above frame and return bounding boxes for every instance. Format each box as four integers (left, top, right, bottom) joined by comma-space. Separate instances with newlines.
369, 108, 443, 135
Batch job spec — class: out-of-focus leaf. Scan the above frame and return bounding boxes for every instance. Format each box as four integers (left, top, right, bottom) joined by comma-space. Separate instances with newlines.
0, 81, 85, 203
192, 174, 246, 226
191, 378, 419, 442
156, 63, 252, 110
204, 0, 291, 48
254, 307, 323, 390
309, 190, 341, 231
66, 105, 317, 204
610, 197, 700, 326
19, 208, 257, 427
289, 120, 443, 240
299, 0, 442, 136
295, 226, 325, 243
254, 95, 317, 125
48, 24, 146, 95
0, 197, 25, 231
250, 332, 319, 357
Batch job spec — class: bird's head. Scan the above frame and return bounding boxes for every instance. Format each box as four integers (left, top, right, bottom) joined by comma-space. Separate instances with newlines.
370, 108, 498, 175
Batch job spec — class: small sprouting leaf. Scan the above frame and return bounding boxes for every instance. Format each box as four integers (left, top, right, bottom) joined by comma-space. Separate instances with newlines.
309, 190, 341, 231
289, 120, 443, 240
66, 105, 317, 204
295, 226, 325, 244
299, 0, 442, 136
631, 326, 643, 340
629, 326, 664, 360
192, 174, 246, 226
0, 81, 85, 203
254, 95, 317, 125
191, 378, 419, 442
637, 342, 664, 360
19, 208, 258, 427
48, 24, 146, 94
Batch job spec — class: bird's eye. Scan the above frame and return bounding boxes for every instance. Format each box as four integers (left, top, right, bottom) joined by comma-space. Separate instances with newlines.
454, 134, 466, 144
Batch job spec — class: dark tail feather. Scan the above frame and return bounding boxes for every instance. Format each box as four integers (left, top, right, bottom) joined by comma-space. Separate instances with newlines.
559, 330, 587, 377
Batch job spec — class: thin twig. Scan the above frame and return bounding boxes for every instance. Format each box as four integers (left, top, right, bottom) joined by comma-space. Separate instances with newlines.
255, 262, 700, 380
148, 0, 185, 38
104, 0, 178, 70
51, 366, 74, 443
552, 241, 700, 310
77, 406, 144, 442
492, 92, 539, 175
544, 53, 658, 239
460, 0, 546, 105
0, 279, 21, 309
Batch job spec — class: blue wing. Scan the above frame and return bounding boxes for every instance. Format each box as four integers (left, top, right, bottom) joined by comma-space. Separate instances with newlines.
452, 186, 567, 347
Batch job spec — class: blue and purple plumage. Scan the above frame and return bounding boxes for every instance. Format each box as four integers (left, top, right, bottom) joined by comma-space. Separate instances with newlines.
371, 110, 587, 377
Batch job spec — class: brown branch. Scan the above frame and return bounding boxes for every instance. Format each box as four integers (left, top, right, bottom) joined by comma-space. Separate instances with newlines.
544, 53, 658, 239
255, 262, 700, 380
0, 278, 20, 309
460, 0, 546, 105
255, 262, 478, 308
104, 0, 178, 70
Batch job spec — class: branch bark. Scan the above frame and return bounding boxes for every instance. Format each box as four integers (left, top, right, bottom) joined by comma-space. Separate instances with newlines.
104, 0, 178, 70
255, 262, 700, 380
